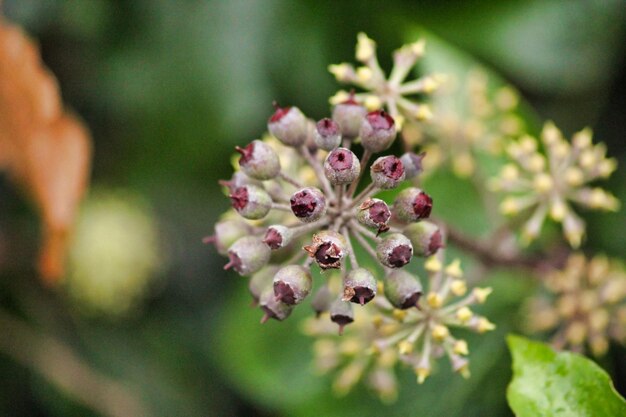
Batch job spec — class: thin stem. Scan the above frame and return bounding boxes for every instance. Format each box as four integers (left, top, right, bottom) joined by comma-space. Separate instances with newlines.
350, 227, 379, 263
290, 218, 331, 237
346, 149, 372, 198
271, 203, 293, 212
299, 146, 335, 197
350, 182, 379, 208
349, 220, 379, 241
278, 171, 304, 189
283, 249, 307, 266
335, 185, 344, 211
341, 227, 359, 269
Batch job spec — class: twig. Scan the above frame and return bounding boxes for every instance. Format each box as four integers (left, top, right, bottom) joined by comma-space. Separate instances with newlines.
299, 146, 335, 197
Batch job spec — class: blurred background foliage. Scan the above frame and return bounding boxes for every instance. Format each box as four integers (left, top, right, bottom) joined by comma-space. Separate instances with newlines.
0, 0, 625, 416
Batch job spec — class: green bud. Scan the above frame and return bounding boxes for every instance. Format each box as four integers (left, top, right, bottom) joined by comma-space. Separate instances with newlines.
384, 270, 423, 309
260, 287, 294, 322
403, 221, 443, 257
376, 233, 413, 268
263, 225, 294, 250
268, 105, 308, 147
342, 268, 377, 305
273, 265, 313, 305
236, 140, 281, 180
225, 236, 271, 276
229, 184, 272, 220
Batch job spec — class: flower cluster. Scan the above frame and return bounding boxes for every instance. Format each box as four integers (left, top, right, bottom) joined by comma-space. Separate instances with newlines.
526, 253, 626, 356
303, 246, 494, 401
489, 122, 619, 247
420, 69, 525, 177
328, 32, 441, 137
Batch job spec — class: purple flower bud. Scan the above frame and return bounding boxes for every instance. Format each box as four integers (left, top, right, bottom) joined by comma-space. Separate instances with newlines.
235, 140, 281, 180
268, 104, 308, 147
332, 97, 367, 138
303, 230, 347, 270
393, 187, 433, 222
400, 152, 426, 179
403, 221, 443, 257
384, 270, 423, 309
370, 155, 406, 189
224, 236, 271, 276
262, 225, 293, 250
229, 184, 272, 220
273, 265, 312, 305
342, 268, 377, 305
323, 147, 360, 185
314, 118, 342, 151
260, 287, 293, 322
330, 298, 354, 335
204, 218, 251, 255
290, 187, 327, 223
356, 198, 391, 235
360, 110, 397, 153
376, 233, 413, 268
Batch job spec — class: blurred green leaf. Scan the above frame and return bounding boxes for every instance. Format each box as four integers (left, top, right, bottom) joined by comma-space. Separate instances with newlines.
507, 335, 626, 417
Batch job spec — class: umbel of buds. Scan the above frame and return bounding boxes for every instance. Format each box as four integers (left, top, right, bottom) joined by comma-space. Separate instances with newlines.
209, 99, 441, 335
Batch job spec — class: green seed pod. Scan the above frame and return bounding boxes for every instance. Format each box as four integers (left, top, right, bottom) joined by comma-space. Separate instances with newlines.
384, 270, 423, 309
376, 233, 413, 268
229, 184, 272, 220
236, 140, 281, 180
324, 147, 360, 185
259, 287, 294, 322
332, 98, 367, 138
370, 156, 405, 189
403, 221, 443, 257
225, 236, 271, 276
268, 105, 308, 147
360, 110, 397, 153
249, 265, 279, 303
342, 268, 377, 305
273, 265, 313, 305
330, 298, 354, 335
393, 187, 433, 223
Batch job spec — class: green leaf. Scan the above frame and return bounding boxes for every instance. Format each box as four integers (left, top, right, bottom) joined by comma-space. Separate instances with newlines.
507, 335, 626, 417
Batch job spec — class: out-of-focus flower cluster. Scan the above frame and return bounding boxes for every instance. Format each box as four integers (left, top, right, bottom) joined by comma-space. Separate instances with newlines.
418, 69, 525, 177
303, 248, 494, 401
526, 253, 626, 357
328, 32, 442, 137
489, 122, 619, 248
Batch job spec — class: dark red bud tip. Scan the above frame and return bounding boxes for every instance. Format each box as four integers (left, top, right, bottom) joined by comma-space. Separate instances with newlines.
260, 312, 271, 324
223, 253, 242, 272
269, 102, 291, 122
429, 230, 444, 254
350, 286, 375, 305
328, 148, 353, 171
332, 315, 354, 335
366, 110, 395, 130
274, 281, 296, 305
263, 228, 283, 250
317, 118, 339, 136
314, 242, 342, 269
341, 89, 359, 105
290, 190, 317, 218
413, 192, 433, 219
229, 187, 249, 210
399, 291, 422, 310
235, 143, 254, 165
388, 245, 412, 267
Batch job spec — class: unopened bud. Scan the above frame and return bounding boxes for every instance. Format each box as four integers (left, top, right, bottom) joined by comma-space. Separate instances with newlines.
384, 270, 423, 309
330, 298, 354, 335
324, 147, 361, 185
400, 152, 426, 179
263, 225, 293, 250
402, 221, 443, 257
259, 287, 293, 322
273, 265, 313, 305
235, 140, 280, 180
268, 104, 308, 147
206, 218, 250, 255
360, 110, 397, 153
356, 198, 391, 234
304, 230, 347, 270
314, 118, 342, 151
377, 233, 413, 268
230, 185, 272, 220
290, 187, 327, 222
370, 156, 406, 189
394, 187, 433, 222
332, 97, 367, 138
225, 236, 271, 276
342, 268, 377, 305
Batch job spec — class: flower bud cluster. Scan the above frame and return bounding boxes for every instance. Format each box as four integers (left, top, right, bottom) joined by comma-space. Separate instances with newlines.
489, 122, 620, 248
328, 32, 441, 136
303, 246, 495, 400
526, 253, 626, 357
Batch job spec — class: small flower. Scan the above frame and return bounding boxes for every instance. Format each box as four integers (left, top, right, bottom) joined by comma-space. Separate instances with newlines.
490, 122, 619, 247
329, 33, 440, 134
526, 253, 626, 356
